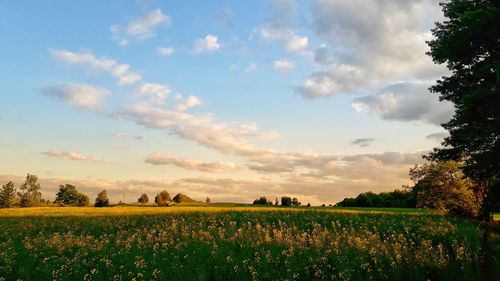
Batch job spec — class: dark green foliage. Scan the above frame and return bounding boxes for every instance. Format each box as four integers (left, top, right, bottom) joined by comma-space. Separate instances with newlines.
336, 189, 416, 208
138, 193, 149, 204
291, 197, 301, 206
426, 0, 500, 220
281, 196, 292, 206
253, 196, 271, 205
17, 174, 43, 207
172, 193, 195, 203
155, 190, 171, 206
205, 197, 211, 203
55, 184, 89, 207
95, 190, 109, 207
0, 211, 484, 281
0, 181, 16, 208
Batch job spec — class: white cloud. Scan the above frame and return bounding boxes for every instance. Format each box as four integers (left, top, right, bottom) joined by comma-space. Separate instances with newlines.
260, 27, 309, 54
193, 35, 220, 53
174, 94, 202, 112
244, 63, 258, 72
43, 150, 101, 162
156, 47, 174, 56
273, 59, 295, 72
136, 83, 171, 104
41, 83, 110, 111
50, 49, 142, 85
110, 9, 171, 44
296, 0, 447, 99
352, 82, 454, 125
145, 153, 238, 173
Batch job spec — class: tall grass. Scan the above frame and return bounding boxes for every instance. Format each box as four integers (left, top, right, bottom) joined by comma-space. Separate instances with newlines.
0, 207, 482, 280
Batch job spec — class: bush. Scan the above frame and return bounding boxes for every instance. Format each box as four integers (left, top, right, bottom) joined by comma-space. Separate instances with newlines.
155, 191, 171, 206
138, 194, 149, 204
253, 196, 271, 205
173, 193, 195, 203
95, 190, 109, 207
55, 184, 89, 206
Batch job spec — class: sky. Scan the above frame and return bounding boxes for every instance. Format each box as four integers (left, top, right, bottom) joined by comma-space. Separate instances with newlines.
0, 0, 453, 205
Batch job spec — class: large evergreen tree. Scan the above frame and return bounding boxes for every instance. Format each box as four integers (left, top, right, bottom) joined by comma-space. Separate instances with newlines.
426, 0, 500, 220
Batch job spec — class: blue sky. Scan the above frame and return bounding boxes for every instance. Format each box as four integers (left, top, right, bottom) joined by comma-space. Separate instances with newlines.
0, 0, 453, 204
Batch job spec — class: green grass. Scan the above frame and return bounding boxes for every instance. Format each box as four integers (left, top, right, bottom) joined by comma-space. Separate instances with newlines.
0, 206, 485, 280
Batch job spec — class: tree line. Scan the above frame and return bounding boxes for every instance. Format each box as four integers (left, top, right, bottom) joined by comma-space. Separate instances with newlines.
0, 174, 199, 208
252, 196, 308, 207
335, 160, 500, 218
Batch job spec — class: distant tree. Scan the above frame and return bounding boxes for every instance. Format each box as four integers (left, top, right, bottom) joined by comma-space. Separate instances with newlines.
275, 197, 279, 206
18, 174, 42, 207
173, 193, 195, 203
281, 196, 292, 207
306, 203, 311, 207
426, 0, 500, 221
321, 204, 326, 207
253, 196, 271, 205
95, 190, 109, 207
205, 197, 211, 203
55, 184, 89, 206
155, 190, 171, 206
138, 193, 149, 204
291, 197, 301, 206
0, 181, 16, 208
410, 161, 481, 217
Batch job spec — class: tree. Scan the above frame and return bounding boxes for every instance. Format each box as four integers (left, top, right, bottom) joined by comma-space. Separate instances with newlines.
291, 197, 301, 206
409, 161, 481, 217
426, 0, 500, 220
155, 190, 171, 206
95, 190, 109, 207
253, 196, 271, 205
18, 174, 42, 207
275, 197, 279, 206
138, 193, 149, 204
0, 181, 16, 208
55, 184, 89, 206
205, 197, 211, 203
281, 196, 292, 206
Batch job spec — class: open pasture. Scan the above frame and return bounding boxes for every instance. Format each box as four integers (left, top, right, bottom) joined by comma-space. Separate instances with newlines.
0, 206, 483, 280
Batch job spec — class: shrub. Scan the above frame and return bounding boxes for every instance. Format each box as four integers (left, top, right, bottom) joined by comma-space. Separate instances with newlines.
95, 190, 109, 207
138, 194, 149, 204
155, 191, 171, 206
173, 193, 195, 203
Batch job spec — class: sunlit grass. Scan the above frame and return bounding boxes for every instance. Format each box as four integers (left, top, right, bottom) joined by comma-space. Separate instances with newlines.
0, 206, 482, 280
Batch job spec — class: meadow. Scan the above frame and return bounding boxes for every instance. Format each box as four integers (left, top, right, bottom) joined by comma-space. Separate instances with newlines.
0, 205, 488, 280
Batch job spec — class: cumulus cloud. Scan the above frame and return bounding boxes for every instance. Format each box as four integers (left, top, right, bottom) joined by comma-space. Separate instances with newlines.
50, 49, 142, 85
350, 138, 374, 147
352, 82, 454, 125
156, 47, 174, 56
193, 35, 220, 53
41, 83, 110, 111
273, 59, 295, 72
110, 9, 171, 45
296, 0, 447, 99
136, 83, 171, 104
174, 94, 202, 112
43, 150, 101, 162
145, 153, 238, 173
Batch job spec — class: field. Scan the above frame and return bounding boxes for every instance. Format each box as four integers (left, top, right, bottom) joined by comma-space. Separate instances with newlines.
0, 205, 490, 280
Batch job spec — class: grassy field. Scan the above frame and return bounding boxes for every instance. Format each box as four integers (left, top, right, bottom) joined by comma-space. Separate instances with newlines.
0, 205, 488, 280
